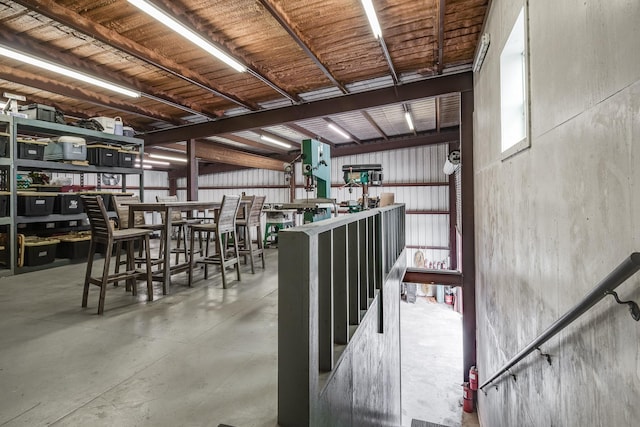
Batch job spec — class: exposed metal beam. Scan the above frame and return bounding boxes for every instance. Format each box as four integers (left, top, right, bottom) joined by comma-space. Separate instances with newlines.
13, 0, 257, 111
403, 268, 462, 286
331, 127, 458, 157
379, 37, 399, 85
361, 110, 388, 140
324, 117, 361, 144
0, 64, 180, 124
258, 0, 348, 94
154, 0, 299, 104
145, 72, 473, 145
285, 123, 335, 147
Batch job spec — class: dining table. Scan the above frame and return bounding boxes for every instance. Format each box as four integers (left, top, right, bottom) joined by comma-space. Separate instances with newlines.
125, 199, 249, 294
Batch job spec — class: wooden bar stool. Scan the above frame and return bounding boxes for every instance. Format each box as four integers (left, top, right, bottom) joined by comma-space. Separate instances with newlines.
81, 195, 154, 315
236, 195, 266, 273
112, 194, 165, 274
156, 195, 201, 264
188, 194, 241, 289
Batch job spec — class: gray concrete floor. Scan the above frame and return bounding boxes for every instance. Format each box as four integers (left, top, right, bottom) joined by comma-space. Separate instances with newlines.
0, 247, 481, 427
401, 295, 480, 427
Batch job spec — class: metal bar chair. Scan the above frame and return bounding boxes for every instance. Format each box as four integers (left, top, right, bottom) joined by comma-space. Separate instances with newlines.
81, 195, 154, 315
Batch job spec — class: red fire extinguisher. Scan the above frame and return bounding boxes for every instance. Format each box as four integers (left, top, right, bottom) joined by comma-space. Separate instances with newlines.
469, 366, 478, 391
445, 288, 455, 305
463, 382, 474, 413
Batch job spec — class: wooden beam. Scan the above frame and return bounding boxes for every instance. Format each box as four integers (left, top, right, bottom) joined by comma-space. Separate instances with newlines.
12, 0, 257, 111
145, 72, 473, 145
0, 64, 179, 123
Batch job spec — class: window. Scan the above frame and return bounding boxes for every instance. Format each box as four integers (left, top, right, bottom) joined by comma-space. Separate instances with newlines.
500, 7, 529, 156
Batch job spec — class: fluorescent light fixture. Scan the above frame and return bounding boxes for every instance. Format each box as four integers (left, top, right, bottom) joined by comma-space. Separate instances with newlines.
134, 164, 153, 169
128, 0, 246, 72
135, 158, 170, 166
149, 153, 188, 163
0, 45, 140, 98
328, 123, 350, 139
473, 33, 490, 73
362, 0, 382, 39
404, 111, 415, 131
260, 134, 292, 149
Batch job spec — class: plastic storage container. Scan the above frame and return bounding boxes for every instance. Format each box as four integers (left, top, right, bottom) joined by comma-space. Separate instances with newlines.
55, 193, 84, 215
56, 234, 91, 259
19, 104, 57, 123
22, 237, 59, 266
118, 149, 136, 167
17, 192, 57, 216
17, 139, 47, 160
0, 132, 9, 157
87, 144, 118, 166
0, 191, 9, 216
44, 136, 87, 161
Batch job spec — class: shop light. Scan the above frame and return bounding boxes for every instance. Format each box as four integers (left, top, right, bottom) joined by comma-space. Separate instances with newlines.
135, 158, 170, 166
328, 123, 350, 139
404, 111, 415, 131
0, 45, 140, 98
260, 134, 292, 149
134, 163, 153, 169
128, 0, 246, 72
149, 153, 188, 163
361, 0, 382, 39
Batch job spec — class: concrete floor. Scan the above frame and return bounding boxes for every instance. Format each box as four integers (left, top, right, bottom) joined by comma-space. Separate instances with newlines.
401, 295, 480, 427
0, 248, 481, 427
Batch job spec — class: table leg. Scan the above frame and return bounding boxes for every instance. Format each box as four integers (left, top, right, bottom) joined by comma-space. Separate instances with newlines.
162, 207, 172, 294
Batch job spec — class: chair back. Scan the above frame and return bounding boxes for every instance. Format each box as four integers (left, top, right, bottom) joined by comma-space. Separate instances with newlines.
112, 194, 145, 228
81, 195, 112, 243
247, 195, 266, 226
216, 194, 241, 233
156, 195, 183, 222
237, 195, 255, 220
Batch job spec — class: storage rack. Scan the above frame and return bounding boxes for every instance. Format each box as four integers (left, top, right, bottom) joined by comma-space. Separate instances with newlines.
0, 115, 144, 276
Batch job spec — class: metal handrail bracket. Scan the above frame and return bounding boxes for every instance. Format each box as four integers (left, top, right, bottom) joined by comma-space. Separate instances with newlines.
479, 252, 640, 390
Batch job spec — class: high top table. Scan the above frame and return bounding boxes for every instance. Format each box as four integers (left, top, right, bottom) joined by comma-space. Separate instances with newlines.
125, 200, 248, 294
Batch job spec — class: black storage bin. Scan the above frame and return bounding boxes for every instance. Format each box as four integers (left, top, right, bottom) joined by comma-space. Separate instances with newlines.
57, 236, 91, 259
17, 192, 57, 216
118, 150, 136, 168
23, 238, 58, 266
19, 104, 58, 123
55, 193, 83, 215
17, 139, 47, 160
0, 132, 9, 157
0, 192, 9, 217
87, 145, 118, 166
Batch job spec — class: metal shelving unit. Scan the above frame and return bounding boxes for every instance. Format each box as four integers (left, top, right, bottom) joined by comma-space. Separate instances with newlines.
0, 115, 144, 275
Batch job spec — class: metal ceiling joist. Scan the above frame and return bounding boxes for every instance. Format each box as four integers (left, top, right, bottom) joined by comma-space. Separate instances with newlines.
145, 71, 472, 145
258, 0, 348, 94
331, 127, 458, 157
361, 110, 388, 140
324, 117, 361, 144
285, 123, 335, 147
12, 0, 257, 111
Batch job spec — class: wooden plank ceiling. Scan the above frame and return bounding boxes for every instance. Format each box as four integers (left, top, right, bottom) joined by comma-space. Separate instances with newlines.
0, 0, 487, 171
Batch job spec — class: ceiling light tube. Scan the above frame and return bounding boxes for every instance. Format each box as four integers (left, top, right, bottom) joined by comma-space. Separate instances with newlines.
128, 0, 246, 72
149, 153, 188, 163
404, 111, 415, 131
328, 123, 350, 139
473, 33, 490, 73
134, 164, 153, 169
135, 158, 170, 166
260, 134, 292, 149
362, 0, 382, 39
0, 45, 140, 98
